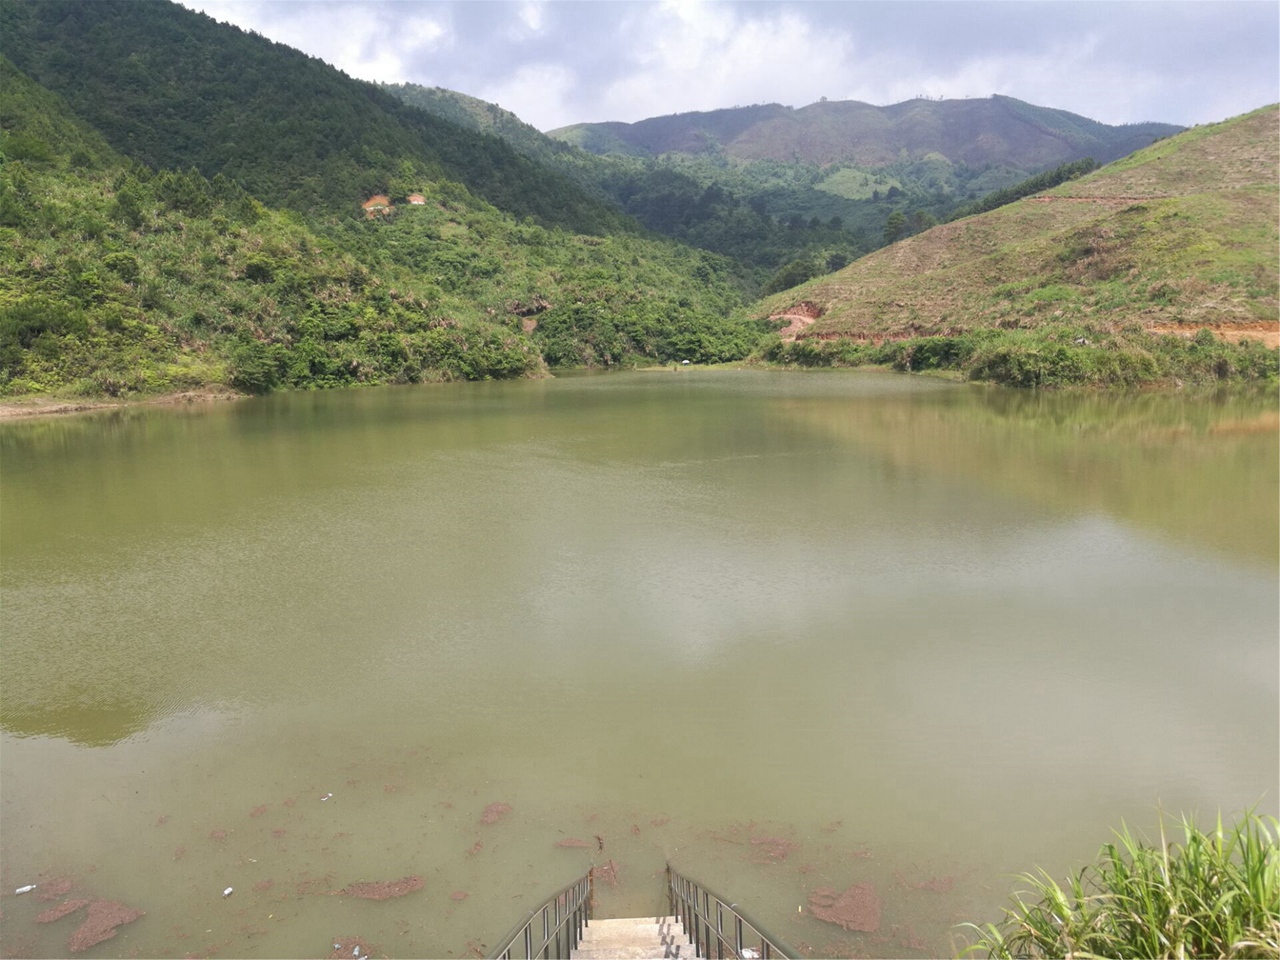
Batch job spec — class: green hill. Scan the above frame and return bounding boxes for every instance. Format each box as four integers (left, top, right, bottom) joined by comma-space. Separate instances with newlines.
752, 106, 1279, 387
550, 96, 1181, 169
0, 0, 627, 235
0, 58, 546, 396
0, 55, 765, 400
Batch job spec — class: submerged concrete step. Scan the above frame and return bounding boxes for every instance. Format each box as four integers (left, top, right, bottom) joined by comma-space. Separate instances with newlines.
572, 916, 694, 959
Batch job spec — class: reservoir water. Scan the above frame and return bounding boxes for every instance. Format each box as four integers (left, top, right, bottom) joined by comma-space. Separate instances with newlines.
2, 370, 1276, 958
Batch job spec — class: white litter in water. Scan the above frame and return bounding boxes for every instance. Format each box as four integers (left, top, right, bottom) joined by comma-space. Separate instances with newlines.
321, 792, 333, 801
222, 887, 233, 897
353, 948, 361, 957
14, 885, 36, 895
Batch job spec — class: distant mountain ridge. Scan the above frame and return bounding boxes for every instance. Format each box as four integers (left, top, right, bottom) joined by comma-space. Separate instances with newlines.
752, 104, 1279, 386
550, 96, 1183, 169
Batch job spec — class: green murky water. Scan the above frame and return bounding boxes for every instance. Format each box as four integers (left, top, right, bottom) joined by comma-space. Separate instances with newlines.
2, 370, 1276, 958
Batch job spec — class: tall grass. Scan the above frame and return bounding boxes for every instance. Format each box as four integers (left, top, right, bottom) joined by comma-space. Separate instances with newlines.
961, 810, 1280, 959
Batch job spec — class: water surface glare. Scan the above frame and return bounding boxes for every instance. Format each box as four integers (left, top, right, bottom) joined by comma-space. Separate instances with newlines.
2, 370, 1276, 959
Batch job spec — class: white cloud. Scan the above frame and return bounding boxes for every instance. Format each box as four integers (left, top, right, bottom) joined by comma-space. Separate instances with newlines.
519, 1, 547, 33
595, 3, 856, 122
477, 62, 578, 131
183, 1, 447, 83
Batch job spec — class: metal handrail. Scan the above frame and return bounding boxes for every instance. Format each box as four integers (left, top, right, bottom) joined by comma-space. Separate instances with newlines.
667, 864, 798, 960
487, 868, 594, 959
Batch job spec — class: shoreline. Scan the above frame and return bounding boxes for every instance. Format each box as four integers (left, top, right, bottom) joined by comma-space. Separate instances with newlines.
0, 389, 245, 422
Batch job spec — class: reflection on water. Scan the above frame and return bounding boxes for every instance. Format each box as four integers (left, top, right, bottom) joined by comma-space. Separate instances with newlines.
2, 372, 1276, 958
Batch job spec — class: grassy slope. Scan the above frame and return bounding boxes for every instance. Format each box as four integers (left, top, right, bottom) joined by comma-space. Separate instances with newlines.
752, 106, 1279, 386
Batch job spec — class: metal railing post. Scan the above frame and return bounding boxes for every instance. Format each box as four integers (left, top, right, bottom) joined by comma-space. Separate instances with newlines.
665, 864, 797, 960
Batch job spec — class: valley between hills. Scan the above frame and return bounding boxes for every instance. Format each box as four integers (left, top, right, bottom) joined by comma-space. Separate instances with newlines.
0, 0, 1276, 409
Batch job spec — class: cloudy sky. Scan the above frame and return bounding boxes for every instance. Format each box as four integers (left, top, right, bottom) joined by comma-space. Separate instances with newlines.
182, 1, 1279, 132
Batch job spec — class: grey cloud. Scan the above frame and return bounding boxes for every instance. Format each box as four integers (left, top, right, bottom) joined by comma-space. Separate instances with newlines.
185, 1, 1278, 129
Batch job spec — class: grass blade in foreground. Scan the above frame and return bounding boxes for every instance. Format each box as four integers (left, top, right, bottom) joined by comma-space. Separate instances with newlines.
960, 810, 1280, 959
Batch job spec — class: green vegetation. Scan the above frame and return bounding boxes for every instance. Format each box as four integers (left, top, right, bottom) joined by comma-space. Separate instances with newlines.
0, 63, 543, 395
753, 106, 1279, 388
0, 0, 627, 235
759, 325, 1277, 388
948, 158, 1098, 221
0, 54, 764, 398
961, 811, 1280, 959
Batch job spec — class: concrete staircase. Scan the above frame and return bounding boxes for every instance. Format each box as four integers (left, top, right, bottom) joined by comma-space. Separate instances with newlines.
571, 916, 695, 959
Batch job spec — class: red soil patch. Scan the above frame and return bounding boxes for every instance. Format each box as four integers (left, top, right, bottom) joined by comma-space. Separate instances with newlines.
808, 883, 882, 933
480, 802, 512, 824
36, 899, 90, 923
253, 880, 274, 893
173, 846, 187, 861
339, 877, 424, 901
1149, 320, 1279, 349
450, 891, 469, 901
154, 816, 170, 827
249, 805, 268, 818
650, 817, 670, 827
271, 829, 287, 838
208, 829, 228, 842
630, 824, 641, 836
67, 899, 145, 953
554, 838, 591, 848
466, 841, 483, 857
770, 300, 826, 341
327, 936, 377, 959
384, 783, 401, 793
282, 797, 297, 808
35, 877, 74, 901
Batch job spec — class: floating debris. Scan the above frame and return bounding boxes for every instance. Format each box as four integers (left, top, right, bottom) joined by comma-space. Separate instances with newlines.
222, 887, 234, 898
36, 900, 90, 923
36, 878, 74, 902
67, 899, 144, 953
480, 802, 511, 824
14, 884, 37, 895
321, 793, 334, 802
808, 883, 882, 933
338, 876, 424, 901
327, 936, 376, 960
553, 838, 591, 848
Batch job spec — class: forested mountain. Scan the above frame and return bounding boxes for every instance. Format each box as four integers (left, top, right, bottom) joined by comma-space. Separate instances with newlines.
0, 0, 627, 235
386, 83, 1184, 290
0, 41, 764, 398
550, 96, 1181, 168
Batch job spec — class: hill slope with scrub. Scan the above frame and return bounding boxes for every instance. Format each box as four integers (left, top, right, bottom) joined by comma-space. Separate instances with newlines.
0, 57, 762, 399
754, 105, 1279, 387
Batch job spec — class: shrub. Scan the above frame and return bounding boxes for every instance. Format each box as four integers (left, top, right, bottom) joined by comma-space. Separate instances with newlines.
961, 810, 1280, 959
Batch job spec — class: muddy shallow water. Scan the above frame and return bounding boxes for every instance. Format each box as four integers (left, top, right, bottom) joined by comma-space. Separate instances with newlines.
2, 370, 1276, 958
